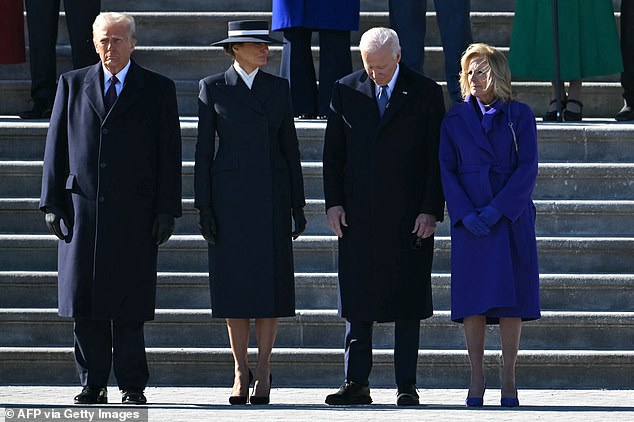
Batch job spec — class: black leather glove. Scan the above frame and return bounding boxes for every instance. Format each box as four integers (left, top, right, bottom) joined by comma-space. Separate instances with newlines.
152, 213, 175, 246
198, 208, 218, 246
291, 207, 307, 240
45, 210, 73, 241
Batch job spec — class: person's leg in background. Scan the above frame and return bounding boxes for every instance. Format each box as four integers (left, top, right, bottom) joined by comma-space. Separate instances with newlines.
317, 29, 352, 118
388, 0, 427, 75
280, 27, 318, 118
617, 0, 634, 121
63, 0, 101, 68
435, 0, 472, 103
20, 0, 61, 118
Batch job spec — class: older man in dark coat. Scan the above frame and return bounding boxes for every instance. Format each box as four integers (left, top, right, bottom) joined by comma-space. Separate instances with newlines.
323, 27, 445, 406
39, 12, 182, 405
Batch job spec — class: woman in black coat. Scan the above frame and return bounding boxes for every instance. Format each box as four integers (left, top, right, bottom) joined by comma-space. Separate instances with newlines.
194, 21, 306, 405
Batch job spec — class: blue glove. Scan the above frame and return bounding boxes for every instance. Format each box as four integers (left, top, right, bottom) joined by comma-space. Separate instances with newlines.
462, 212, 490, 237
478, 205, 502, 228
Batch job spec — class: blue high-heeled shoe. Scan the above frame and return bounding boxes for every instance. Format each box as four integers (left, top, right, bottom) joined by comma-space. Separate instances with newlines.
465, 384, 486, 407
500, 396, 520, 407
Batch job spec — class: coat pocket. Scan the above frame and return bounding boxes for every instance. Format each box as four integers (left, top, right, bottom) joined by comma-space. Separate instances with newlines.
212, 156, 239, 175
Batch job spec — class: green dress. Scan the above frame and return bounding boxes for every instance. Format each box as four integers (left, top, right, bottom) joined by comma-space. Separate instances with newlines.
509, 0, 623, 80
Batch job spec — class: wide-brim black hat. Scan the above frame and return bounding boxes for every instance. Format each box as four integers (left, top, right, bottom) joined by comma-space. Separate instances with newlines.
211, 20, 283, 46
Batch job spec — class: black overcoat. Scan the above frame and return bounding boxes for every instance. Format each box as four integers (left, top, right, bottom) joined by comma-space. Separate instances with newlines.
40, 61, 182, 321
195, 67, 305, 318
323, 65, 445, 321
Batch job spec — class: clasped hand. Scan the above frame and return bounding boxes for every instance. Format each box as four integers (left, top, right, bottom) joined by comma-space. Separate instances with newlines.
462, 205, 502, 237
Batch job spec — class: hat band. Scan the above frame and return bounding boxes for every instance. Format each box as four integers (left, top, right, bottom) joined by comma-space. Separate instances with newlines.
228, 29, 269, 36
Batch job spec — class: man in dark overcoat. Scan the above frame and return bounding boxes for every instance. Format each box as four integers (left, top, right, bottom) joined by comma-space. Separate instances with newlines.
323, 27, 445, 406
39, 12, 182, 405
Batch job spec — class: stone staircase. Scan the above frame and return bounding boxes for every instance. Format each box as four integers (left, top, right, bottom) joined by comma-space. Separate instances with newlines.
0, 0, 633, 388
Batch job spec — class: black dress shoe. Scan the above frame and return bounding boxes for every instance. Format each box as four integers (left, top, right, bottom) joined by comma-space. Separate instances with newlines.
121, 388, 147, 404
542, 98, 565, 122
396, 384, 420, 406
18, 104, 52, 120
615, 102, 634, 121
74, 386, 108, 404
563, 99, 583, 121
325, 381, 372, 405
296, 114, 316, 120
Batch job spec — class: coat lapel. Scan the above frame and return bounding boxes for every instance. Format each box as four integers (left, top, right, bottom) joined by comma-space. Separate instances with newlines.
460, 95, 496, 157
251, 71, 277, 107
217, 66, 265, 115
354, 72, 382, 125
380, 66, 411, 126
105, 61, 145, 122
83, 63, 106, 119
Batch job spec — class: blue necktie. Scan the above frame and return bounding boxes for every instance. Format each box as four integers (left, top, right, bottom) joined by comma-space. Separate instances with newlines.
104, 75, 119, 111
377, 85, 389, 117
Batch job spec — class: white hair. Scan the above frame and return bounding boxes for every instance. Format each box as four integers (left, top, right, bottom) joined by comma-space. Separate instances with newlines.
93, 12, 136, 42
359, 27, 400, 58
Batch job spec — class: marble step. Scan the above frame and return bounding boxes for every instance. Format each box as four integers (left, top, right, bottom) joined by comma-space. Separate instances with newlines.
2, 160, 633, 200
1, 271, 632, 312
1, 346, 632, 388
0, 45, 622, 85
2, 308, 632, 351
1, 234, 633, 274
99, 0, 522, 12
45, 12, 519, 48
3, 118, 634, 163
4, 198, 634, 238
1, 79, 625, 117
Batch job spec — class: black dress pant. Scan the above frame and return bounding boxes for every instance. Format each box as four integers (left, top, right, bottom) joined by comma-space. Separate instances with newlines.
74, 318, 149, 389
24, 0, 100, 107
344, 319, 420, 387
280, 28, 352, 117
622, 0, 634, 103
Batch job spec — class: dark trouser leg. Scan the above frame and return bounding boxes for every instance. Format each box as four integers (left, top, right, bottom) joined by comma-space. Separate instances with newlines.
344, 319, 373, 384
24, 0, 61, 107
394, 319, 420, 386
112, 320, 149, 389
281, 28, 318, 117
435, 0, 472, 103
63, 0, 100, 68
74, 318, 112, 387
622, 0, 634, 103
317, 30, 352, 116
388, 0, 426, 74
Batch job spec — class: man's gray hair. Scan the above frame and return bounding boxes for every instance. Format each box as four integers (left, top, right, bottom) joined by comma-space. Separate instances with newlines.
93, 12, 136, 42
359, 27, 400, 57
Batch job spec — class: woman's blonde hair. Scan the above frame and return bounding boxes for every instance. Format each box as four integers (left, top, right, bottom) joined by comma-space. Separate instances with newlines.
459, 43, 512, 102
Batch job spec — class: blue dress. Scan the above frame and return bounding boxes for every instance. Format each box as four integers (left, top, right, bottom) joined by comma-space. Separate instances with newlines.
439, 95, 541, 323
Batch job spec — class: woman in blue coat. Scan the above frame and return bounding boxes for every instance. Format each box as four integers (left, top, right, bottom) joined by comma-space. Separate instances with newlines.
439, 43, 540, 408
272, 0, 360, 118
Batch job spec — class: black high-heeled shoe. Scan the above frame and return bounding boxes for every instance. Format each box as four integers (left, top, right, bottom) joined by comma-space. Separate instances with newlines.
564, 99, 583, 121
543, 98, 566, 122
249, 374, 272, 405
229, 369, 253, 405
